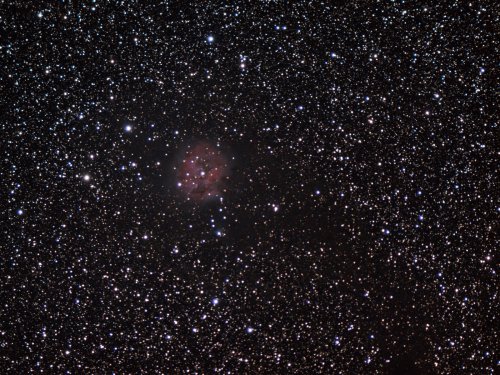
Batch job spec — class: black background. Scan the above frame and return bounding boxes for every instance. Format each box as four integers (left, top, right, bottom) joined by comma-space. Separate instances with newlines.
1, 1, 497, 373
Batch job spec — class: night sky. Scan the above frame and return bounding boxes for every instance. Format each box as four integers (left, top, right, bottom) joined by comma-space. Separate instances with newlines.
1, 1, 498, 374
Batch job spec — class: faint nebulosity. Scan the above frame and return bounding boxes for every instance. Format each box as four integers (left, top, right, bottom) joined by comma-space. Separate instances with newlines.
176, 141, 229, 202
1, 1, 497, 374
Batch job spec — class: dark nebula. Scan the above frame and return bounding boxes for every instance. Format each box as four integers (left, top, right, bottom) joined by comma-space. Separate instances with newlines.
176, 141, 228, 202
1, 1, 497, 374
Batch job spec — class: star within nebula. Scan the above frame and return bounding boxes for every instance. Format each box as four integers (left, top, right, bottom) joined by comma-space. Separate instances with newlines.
176, 141, 229, 202
1, 1, 496, 374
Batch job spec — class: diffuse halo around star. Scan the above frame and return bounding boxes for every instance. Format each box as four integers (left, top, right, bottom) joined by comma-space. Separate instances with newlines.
176, 141, 229, 202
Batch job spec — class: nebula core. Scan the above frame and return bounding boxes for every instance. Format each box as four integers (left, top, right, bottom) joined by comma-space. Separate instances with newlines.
176, 141, 228, 202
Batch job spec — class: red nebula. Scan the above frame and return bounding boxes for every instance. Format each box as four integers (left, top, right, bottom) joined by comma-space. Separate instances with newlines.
176, 141, 228, 202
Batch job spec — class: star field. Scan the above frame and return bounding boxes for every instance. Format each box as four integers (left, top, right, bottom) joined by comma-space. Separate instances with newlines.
1, 1, 498, 374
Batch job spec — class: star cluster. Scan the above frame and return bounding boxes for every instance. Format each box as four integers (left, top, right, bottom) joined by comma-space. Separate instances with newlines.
1, 1, 497, 374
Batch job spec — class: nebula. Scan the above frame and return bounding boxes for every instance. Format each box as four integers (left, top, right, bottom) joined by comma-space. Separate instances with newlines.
176, 141, 228, 202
